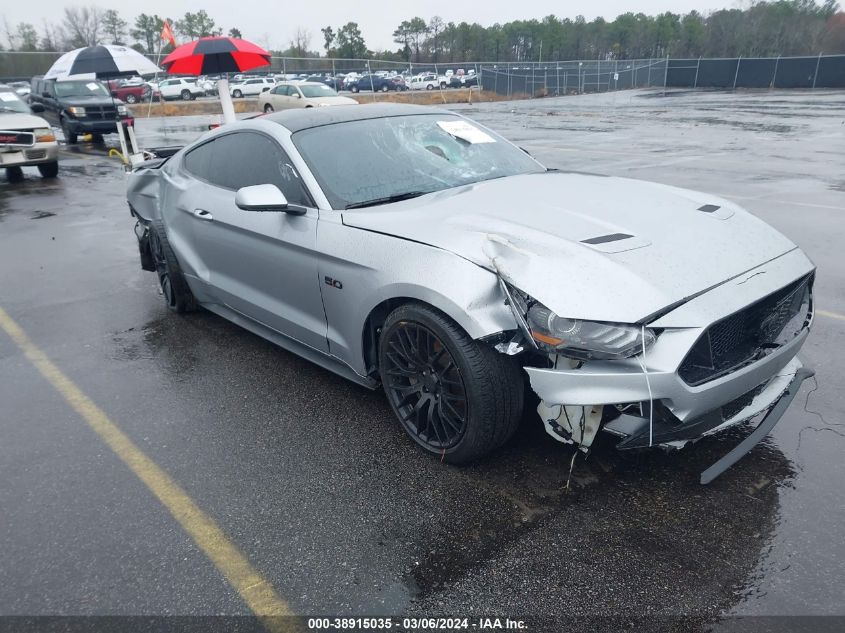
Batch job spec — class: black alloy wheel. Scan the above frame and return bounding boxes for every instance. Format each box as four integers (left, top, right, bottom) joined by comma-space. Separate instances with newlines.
382, 321, 469, 450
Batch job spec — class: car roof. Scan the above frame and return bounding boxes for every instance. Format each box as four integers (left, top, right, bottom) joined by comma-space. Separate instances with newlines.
266, 103, 450, 133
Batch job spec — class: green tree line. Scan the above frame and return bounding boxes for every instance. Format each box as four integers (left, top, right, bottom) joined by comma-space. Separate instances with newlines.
2, 1, 844, 61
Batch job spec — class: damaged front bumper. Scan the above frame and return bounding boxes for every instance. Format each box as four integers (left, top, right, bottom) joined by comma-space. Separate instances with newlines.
521, 258, 815, 483
527, 353, 813, 483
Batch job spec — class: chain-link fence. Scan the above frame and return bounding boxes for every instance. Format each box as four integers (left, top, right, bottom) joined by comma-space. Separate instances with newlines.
2, 51, 844, 94
478, 54, 845, 96
0, 51, 478, 82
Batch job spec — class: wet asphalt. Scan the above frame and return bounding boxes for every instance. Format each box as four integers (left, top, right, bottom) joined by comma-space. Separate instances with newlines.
0, 89, 844, 629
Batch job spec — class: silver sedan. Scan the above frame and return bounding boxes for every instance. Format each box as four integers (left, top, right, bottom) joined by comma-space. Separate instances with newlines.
126, 104, 814, 482
258, 82, 358, 113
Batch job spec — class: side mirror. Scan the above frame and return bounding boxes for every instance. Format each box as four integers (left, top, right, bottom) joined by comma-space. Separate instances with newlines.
30, 103, 45, 113
292, 92, 301, 98
111, 91, 119, 98
235, 184, 291, 212
42, 91, 51, 98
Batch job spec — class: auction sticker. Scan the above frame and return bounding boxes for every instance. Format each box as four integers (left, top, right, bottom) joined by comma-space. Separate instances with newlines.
437, 120, 495, 144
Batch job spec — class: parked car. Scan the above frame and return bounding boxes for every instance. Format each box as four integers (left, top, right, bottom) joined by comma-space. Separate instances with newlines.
348, 74, 407, 93
409, 73, 448, 90
323, 76, 345, 91
126, 104, 815, 482
8, 81, 31, 98
158, 77, 205, 101
0, 83, 59, 179
449, 74, 478, 88
197, 76, 218, 96
107, 78, 154, 104
230, 77, 275, 98
29, 76, 133, 144
258, 82, 358, 112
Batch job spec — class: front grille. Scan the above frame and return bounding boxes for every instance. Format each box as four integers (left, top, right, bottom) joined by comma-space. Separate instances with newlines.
84, 106, 118, 121
25, 149, 47, 159
678, 274, 812, 386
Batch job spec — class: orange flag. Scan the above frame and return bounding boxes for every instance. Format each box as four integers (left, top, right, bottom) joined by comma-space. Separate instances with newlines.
160, 20, 176, 47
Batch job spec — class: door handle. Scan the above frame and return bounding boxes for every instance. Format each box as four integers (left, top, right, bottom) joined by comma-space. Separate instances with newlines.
193, 209, 213, 221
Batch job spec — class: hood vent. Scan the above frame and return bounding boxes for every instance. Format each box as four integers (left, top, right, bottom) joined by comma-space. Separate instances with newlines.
698, 204, 721, 213
580, 232, 633, 245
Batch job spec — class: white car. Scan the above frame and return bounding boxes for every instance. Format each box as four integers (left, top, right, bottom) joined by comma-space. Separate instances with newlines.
0, 84, 59, 180
158, 78, 205, 101
258, 82, 358, 112
409, 74, 448, 90
230, 78, 274, 98
197, 76, 218, 95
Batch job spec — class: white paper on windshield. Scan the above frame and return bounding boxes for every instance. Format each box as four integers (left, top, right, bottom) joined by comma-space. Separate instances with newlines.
437, 120, 495, 144
0, 92, 18, 102
86, 82, 100, 91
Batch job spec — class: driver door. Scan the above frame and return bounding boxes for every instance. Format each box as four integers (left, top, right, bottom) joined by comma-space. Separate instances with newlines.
169, 130, 328, 352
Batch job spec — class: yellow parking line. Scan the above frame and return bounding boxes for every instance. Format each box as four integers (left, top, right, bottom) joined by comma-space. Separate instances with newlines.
818, 309, 845, 322
0, 307, 295, 629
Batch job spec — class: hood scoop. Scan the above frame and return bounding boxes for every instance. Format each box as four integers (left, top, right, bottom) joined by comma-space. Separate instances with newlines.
579, 232, 651, 254
697, 203, 734, 220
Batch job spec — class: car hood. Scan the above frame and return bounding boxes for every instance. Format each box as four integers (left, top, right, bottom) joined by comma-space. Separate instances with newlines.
59, 94, 125, 106
341, 172, 798, 323
0, 112, 50, 129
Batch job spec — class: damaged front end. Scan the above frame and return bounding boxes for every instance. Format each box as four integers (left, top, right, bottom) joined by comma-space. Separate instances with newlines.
494, 270, 815, 484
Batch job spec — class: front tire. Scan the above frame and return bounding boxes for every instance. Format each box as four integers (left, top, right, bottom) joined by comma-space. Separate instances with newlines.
125, 94, 138, 104
381, 84, 389, 92
148, 220, 197, 313
181, 89, 192, 100
38, 161, 59, 178
61, 119, 77, 144
350, 85, 359, 93
232, 89, 243, 98
378, 303, 523, 464
426, 84, 434, 90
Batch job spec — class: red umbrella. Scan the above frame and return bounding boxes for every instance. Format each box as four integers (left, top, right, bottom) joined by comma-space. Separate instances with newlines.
161, 36, 271, 124
161, 36, 271, 75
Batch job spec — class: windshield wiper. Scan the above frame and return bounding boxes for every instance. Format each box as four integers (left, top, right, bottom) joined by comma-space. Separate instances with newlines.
345, 191, 429, 209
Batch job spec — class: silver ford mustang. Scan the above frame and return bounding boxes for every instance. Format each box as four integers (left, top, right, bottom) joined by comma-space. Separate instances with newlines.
126, 104, 815, 483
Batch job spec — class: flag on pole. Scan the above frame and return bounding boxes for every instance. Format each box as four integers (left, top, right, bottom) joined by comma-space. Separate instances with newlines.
161, 20, 176, 47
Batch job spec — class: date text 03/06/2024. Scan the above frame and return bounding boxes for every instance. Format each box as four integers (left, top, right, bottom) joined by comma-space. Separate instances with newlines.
306, 617, 528, 630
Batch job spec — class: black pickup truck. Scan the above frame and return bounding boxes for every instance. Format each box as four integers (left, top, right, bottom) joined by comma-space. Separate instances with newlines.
29, 76, 134, 144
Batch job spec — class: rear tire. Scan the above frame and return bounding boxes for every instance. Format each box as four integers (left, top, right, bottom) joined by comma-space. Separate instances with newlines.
381, 84, 389, 92
378, 302, 524, 464
38, 161, 59, 178
263, 104, 274, 113
148, 220, 197, 313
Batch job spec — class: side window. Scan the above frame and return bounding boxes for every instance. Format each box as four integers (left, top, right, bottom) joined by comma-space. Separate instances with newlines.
188, 132, 311, 206
182, 138, 216, 181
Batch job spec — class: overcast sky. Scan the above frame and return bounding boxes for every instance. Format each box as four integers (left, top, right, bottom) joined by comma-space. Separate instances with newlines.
3, 1, 747, 51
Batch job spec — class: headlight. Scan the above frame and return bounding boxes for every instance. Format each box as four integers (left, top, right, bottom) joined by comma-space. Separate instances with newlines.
34, 128, 56, 142
507, 284, 656, 360
67, 106, 86, 116
117, 105, 129, 115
